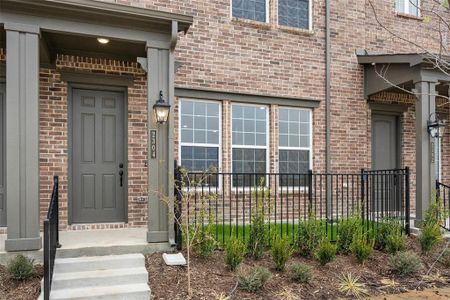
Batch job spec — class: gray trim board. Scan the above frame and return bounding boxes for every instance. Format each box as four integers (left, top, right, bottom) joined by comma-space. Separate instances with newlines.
67, 83, 129, 225
175, 88, 320, 108
61, 71, 134, 87
368, 102, 409, 114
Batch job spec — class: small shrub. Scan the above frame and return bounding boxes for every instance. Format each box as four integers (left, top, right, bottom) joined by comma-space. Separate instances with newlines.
375, 222, 391, 249
289, 263, 313, 284
297, 214, 322, 257
439, 249, 450, 267
315, 238, 336, 266
225, 237, 246, 271
271, 237, 293, 271
247, 213, 268, 260
337, 217, 361, 254
350, 231, 374, 264
338, 273, 368, 299
192, 215, 217, 258
385, 227, 407, 254
389, 251, 422, 275
7, 255, 34, 281
419, 222, 442, 253
238, 266, 271, 292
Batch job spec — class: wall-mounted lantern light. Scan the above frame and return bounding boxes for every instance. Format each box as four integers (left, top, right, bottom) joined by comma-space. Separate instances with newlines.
427, 113, 446, 139
153, 91, 171, 124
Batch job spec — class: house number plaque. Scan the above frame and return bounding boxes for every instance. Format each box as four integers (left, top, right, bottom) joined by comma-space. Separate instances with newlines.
150, 130, 157, 159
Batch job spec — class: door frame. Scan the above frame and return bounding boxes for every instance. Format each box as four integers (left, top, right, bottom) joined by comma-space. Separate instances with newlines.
68, 83, 129, 225
370, 103, 405, 170
0, 81, 5, 227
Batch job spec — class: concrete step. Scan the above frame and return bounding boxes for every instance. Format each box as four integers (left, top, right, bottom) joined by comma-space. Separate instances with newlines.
40, 283, 150, 300
53, 253, 144, 273
51, 266, 148, 290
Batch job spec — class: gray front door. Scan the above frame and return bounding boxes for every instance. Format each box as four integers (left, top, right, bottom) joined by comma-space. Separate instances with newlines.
72, 88, 125, 223
372, 114, 399, 170
371, 114, 400, 212
0, 84, 5, 226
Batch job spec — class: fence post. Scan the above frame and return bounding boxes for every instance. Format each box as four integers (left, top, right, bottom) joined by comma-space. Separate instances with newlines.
43, 219, 50, 300
174, 160, 183, 250
360, 168, 365, 222
308, 169, 313, 213
436, 179, 440, 200
54, 176, 61, 248
405, 167, 410, 235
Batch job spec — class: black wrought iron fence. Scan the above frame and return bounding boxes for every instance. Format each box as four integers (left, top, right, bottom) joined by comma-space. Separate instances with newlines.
436, 180, 450, 231
174, 164, 410, 248
43, 176, 61, 300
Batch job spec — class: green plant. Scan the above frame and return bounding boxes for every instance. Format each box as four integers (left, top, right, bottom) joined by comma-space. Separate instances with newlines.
419, 222, 442, 252
297, 213, 322, 257
271, 237, 293, 271
385, 227, 407, 254
388, 251, 422, 275
439, 249, 450, 267
337, 216, 361, 254
238, 266, 271, 292
247, 182, 271, 260
350, 231, 374, 264
192, 213, 217, 258
338, 273, 368, 299
289, 263, 313, 284
7, 255, 34, 281
225, 237, 246, 271
315, 238, 336, 266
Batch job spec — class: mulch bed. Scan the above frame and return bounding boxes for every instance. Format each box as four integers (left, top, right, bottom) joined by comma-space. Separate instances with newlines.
0, 265, 42, 300
146, 236, 450, 299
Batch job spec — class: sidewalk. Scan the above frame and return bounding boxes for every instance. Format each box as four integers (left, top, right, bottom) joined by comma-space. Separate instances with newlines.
368, 288, 450, 299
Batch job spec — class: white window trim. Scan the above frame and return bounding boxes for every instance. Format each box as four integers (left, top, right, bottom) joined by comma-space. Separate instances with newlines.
278, 107, 313, 189
230, 0, 270, 23
277, 0, 313, 31
178, 98, 223, 177
396, 0, 421, 17
231, 102, 270, 188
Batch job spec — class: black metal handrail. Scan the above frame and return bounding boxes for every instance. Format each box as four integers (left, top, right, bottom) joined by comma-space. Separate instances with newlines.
436, 180, 450, 231
174, 164, 410, 246
43, 176, 61, 300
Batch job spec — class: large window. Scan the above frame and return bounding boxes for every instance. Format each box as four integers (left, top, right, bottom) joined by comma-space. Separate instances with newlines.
232, 104, 268, 186
279, 107, 312, 187
278, 0, 311, 29
180, 100, 221, 179
395, 0, 420, 16
232, 0, 268, 23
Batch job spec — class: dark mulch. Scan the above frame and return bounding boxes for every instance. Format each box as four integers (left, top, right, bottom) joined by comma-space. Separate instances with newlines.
146, 236, 450, 299
0, 265, 43, 300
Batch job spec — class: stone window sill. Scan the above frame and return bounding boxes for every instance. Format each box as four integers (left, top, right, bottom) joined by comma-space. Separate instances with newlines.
277, 24, 314, 36
231, 17, 271, 30
395, 11, 423, 21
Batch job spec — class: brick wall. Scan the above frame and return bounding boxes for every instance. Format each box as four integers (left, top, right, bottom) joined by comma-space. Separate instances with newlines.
39, 55, 149, 230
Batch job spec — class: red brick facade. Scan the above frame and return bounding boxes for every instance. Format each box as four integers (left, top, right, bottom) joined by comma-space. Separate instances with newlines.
1, 0, 448, 229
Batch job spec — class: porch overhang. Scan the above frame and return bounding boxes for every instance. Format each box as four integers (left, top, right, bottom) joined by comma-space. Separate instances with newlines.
0, 0, 193, 251
357, 49, 450, 223
356, 50, 450, 99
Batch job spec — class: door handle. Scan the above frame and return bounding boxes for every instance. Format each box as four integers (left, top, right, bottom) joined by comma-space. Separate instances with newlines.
119, 170, 124, 187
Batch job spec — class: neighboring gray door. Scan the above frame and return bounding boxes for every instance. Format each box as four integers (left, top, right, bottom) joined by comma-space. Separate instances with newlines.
0, 84, 5, 226
72, 88, 125, 223
372, 114, 398, 170
371, 114, 400, 212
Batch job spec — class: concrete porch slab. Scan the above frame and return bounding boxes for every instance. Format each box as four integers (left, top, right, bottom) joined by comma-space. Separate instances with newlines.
0, 228, 173, 264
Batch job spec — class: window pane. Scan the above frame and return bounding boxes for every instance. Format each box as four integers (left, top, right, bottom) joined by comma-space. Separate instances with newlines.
181, 146, 219, 172
232, 105, 267, 147
279, 0, 309, 29
180, 100, 220, 146
232, 0, 267, 22
279, 149, 310, 186
232, 148, 266, 186
279, 107, 311, 149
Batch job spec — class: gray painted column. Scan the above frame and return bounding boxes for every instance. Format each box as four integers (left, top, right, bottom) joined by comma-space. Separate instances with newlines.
4, 23, 42, 251
146, 43, 175, 243
415, 80, 437, 223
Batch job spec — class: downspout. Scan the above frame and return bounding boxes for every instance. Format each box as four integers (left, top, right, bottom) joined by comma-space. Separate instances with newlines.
325, 0, 331, 173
